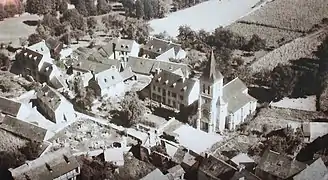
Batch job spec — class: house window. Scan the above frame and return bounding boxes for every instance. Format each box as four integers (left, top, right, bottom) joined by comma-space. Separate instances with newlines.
152, 93, 156, 99
157, 87, 161, 92
153, 85, 156, 91
172, 101, 176, 108
168, 91, 171, 96
168, 99, 171, 105
203, 84, 206, 93
104, 78, 107, 82
180, 95, 183, 101
200, 121, 209, 132
162, 89, 166, 96
172, 93, 177, 98
207, 86, 210, 94
162, 97, 165, 103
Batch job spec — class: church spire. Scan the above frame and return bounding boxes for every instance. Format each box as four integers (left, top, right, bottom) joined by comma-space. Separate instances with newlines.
202, 49, 223, 81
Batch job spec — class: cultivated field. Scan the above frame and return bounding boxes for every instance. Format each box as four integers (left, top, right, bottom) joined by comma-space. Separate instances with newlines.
227, 22, 303, 48
251, 28, 328, 72
240, 0, 328, 32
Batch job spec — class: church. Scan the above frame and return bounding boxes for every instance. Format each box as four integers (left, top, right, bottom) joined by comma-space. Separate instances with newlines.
196, 51, 257, 133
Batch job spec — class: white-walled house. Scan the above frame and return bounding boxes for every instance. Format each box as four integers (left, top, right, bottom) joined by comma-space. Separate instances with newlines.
88, 66, 125, 98
36, 85, 76, 124
196, 51, 257, 133
150, 69, 199, 110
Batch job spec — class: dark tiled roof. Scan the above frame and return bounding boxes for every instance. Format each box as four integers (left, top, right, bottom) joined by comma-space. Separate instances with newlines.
0, 115, 47, 142
231, 169, 261, 180
152, 60, 189, 77
201, 51, 223, 81
0, 96, 22, 116
127, 56, 157, 75
143, 37, 182, 57
12, 148, 80, 180
45, 37, 62, 51
225, 93, 257, 113
257, 150, 306, 179
293, 158, 328, 180
199, 155, 237, 179
18, 48, 44, 66
72, 59, 116, 74
151, 70, 197, 96
36, 85, 61, 111
99, 43, 114, 57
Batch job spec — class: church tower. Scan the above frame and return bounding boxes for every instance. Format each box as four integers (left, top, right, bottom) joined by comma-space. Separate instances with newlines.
196, 50, 224, 133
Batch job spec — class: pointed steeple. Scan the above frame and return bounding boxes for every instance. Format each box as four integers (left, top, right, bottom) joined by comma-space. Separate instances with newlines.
201, 49, 223, 81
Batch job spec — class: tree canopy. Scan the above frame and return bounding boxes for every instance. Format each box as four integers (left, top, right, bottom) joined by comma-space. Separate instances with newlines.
119, 91, 146, 127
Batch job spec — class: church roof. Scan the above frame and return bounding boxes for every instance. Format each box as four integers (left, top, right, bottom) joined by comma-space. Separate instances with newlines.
201, 51, 223, 81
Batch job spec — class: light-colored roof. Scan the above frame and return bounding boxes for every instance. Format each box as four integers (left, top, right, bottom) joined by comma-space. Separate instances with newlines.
222, 77, 256, 113
293, 158, 328, 180
11, 148, 80, 180
104, 148, 124, 163
95, 67, 123, 90
0, 96, 22, 116
167, 165, 185, 179
151, 70, 197, 96
72, 59, 118, 74
230, 153, 255, 166
113, 38, 137, 52
120, 66, 136, 81
141, 168, 169, 180
0, 115, 47, 142
302, 122, 328, 142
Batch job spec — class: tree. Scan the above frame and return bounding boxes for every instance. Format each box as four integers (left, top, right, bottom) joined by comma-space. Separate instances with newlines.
270, 64, 299, 101
57, 0, 68, 14
121, 18, 151, 44
85, 0, 97, 16
27, 33, 43, 46
61, 9, 87, 32
0, 53, 10, 71
135, 0, 144, 19
25, 0, 54, 15
244, 34, 266, 51
87, 17, 97, 30
41, 13, 62, 36
78, 156, 116, 180
119, 91, 146, 127
0, 4, 8, 21
143, 0, 154, 20
316, 35, 328, 112
71, 0, 88, 16
122, 0, 135, 17
97, 0, 111, 15
152, 0, 169, 18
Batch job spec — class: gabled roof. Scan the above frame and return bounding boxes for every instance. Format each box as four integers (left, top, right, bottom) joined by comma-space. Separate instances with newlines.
257, 150, 306, 179
222, 77, 256, 113
0, 115, 47, 142
143, 37, 182, 56
152, 60, 189, 77
201, 51, 223, 82
113, 38, 137, 52
231, 169, 261, 180
36, 85, 62, 111
0, 96, 22, 117
151, 70, 196, 95
141, 168, 169, 180
45, 37, 62, 51
199, 155, 237, 179
98, 43, 114, 57
18, 48, 44, 66
11, 148, 80, 180
293, 158, 328, 180
95, 67, 123, 90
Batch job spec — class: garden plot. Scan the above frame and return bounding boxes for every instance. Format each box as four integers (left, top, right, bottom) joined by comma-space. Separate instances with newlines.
240, 0, 328, 32
227, 22, 303, 48
49, 119, 125, 154
270, 96, 317, 112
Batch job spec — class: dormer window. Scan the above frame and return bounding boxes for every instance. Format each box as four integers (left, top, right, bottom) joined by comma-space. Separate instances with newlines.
29, 54, 32, 58
112, 76, 114, 79
34, 56, 37, 60
125, 45, 129, 48
157, 48, 161, 52
63, 155, 70, 164
169, 66, 173, 70
172, 83, 176, 87
182, 86, 187, 91
46, 163, 53, 173
149, 45, 153, 50
164, 80, 168, 84
121, 45, 124, 48
104, 78, 107, 82
157, 77, 161, 82
24, 52, 27, 56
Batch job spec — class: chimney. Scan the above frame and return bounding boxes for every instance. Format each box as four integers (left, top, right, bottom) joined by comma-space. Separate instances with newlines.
112, 43, 116, 59
63, 155, 70, 164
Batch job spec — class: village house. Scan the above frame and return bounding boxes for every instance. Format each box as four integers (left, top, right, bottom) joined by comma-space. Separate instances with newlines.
141, 37, 186, 61
103, 148, 125, 166
127, 56, 190, 77
0, 96, 30, 120
196, 51, 257, 133
45, 37, 64, 59
36, 84, 76, 124
16, 40, 67, 89
198, 155, 237, 180
255, 149, 306, 180
150, 69, 199, 110
87, 66, 125, 98
11, 148, 80, 180
0, 115, 52, 142
301, 122, 328, 143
